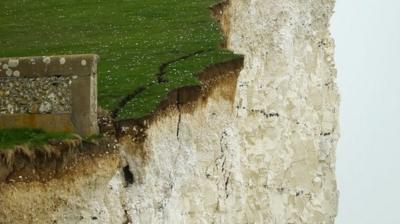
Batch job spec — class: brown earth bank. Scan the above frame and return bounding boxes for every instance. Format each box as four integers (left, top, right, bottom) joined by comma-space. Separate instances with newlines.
0, 137, 119, 183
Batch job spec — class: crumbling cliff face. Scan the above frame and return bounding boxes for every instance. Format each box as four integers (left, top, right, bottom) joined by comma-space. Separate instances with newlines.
0, 0, 339, 223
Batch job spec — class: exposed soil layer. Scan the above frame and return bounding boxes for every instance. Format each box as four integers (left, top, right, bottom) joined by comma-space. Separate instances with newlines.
0, 135, 119, 183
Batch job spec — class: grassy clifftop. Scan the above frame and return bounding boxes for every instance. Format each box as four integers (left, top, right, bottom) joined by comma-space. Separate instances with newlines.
0, 128, 74, 150
0, 0, 238, 120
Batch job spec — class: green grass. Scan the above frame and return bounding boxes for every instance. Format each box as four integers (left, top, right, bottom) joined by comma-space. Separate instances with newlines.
0, 0, 239, 120
0, 128, 75, 150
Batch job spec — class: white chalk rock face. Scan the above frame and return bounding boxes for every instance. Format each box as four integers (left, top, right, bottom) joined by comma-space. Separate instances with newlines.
226, 0, 339, 223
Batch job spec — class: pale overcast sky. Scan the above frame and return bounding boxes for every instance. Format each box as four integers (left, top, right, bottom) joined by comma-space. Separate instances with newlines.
332, 0, 400, 223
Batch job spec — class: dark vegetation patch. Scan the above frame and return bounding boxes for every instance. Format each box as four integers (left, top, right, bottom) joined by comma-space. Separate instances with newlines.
0, 128, 74, 150
0, 0, 239, 121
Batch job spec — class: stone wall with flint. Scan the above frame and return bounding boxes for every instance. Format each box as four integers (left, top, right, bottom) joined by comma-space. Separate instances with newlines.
0, 54, 99, 136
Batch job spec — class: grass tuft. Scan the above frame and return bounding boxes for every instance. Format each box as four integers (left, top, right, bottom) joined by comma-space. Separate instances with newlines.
0, 128, 75, 150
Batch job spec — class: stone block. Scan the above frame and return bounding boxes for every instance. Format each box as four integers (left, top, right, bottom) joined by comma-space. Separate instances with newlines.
0, 54, 99, 136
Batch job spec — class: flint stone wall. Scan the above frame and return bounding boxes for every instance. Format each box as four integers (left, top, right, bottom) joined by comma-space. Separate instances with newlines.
0, 54, 99, 136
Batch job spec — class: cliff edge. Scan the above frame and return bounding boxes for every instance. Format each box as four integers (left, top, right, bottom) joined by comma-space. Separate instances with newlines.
0, 0, 339, 223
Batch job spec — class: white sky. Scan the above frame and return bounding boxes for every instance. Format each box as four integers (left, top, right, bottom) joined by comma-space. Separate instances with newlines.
331, 0, 400, 223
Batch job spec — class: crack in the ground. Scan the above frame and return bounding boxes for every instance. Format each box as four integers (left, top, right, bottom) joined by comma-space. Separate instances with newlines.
176, 90, 182, 140
111, 86, 146, 119
156, 49, 213, 83
111, 49, 213, 119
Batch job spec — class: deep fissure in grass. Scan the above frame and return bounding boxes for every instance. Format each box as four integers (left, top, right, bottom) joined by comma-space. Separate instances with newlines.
112, 86, 147, 119
112, 48, 214, 119
0, 0, 239, 121
155, 49, 213, 83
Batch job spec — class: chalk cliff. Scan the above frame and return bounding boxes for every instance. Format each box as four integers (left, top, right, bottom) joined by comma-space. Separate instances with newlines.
0, 0, 339, 223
